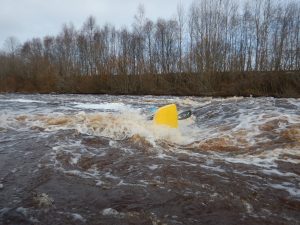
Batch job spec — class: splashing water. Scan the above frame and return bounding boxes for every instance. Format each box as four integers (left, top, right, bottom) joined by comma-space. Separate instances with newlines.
0, 94, 299, 225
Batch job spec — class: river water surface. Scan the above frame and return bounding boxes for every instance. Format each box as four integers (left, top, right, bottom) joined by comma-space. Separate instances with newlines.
0, 94, 299, 225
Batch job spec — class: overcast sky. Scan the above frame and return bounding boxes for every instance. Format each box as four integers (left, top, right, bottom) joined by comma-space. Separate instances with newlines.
0, 0, 195, 48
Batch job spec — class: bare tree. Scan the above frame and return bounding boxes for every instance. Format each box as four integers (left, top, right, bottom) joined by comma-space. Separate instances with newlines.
132, 4, 146, 76
177, 1, 186, 73
1, 0, 300, 94
81, 16, 99, 75
143, 19, 154, 74
3, 36, 20, 57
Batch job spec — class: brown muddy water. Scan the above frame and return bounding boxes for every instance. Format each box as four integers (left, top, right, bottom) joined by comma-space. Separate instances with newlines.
0, 94, 299, 225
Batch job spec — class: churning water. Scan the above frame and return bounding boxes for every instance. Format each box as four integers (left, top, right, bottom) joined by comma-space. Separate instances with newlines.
0, 94, 299, 225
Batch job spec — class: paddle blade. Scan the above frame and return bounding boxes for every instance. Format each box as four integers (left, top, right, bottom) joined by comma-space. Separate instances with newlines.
153, 104, 178, 128
178, 110, 192, 120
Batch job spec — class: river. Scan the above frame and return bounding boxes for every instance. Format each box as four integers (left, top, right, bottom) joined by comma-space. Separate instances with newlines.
0, 94, 299, 225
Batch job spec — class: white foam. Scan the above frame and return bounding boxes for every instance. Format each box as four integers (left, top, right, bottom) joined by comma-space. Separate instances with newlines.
71, 213, 86, 222
0, 113, 10, 128
73, 102, 129, 111
270, 183, 300, 198
287, 98, 300, 108
223, 148, 300, 169
104, 172, 119, 180
55, 99, 198, 147
148, 165, 159, 170
0, 98, 46, 103
16, 207, 28, 216
4, 95, 298, 151
66, 111, 196, 146
262, 169, 298, 178
63, 170, 93, 178
201, 165, 226, 173
70, 154, 81, 165
101, 208, 124, 217
96, 180, 104, 186
117, 180, 147, 187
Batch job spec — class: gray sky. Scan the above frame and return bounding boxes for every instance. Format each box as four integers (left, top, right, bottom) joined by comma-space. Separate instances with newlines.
0, 0, 195, 48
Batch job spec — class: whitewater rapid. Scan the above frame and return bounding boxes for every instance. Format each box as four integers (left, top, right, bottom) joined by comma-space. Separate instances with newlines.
0, 94, 299, 225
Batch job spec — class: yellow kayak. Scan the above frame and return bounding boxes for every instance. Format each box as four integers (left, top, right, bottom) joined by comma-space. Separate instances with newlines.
153, 104, 178, 128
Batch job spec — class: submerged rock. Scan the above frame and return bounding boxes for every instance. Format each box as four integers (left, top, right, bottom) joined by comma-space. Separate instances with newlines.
33, 193, 54, 208
101, 208, 125, 218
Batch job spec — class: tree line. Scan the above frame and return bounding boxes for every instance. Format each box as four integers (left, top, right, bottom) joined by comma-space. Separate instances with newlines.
0, 0, 299, 96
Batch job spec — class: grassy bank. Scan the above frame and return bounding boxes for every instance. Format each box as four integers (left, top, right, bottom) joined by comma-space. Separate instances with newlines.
0, 71, 299, 98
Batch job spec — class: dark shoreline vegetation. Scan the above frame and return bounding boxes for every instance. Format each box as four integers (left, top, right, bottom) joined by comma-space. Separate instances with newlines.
1, 0, 299, 97
0, 71, 300, 98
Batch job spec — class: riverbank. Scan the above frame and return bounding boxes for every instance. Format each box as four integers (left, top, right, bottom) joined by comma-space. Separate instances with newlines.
0, 71, 299, 98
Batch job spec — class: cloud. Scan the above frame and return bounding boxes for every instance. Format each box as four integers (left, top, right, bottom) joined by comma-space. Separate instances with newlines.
0, 0, 194, 47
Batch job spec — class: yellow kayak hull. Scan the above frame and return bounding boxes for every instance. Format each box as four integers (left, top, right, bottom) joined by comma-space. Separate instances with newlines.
153, 104, 178, 128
